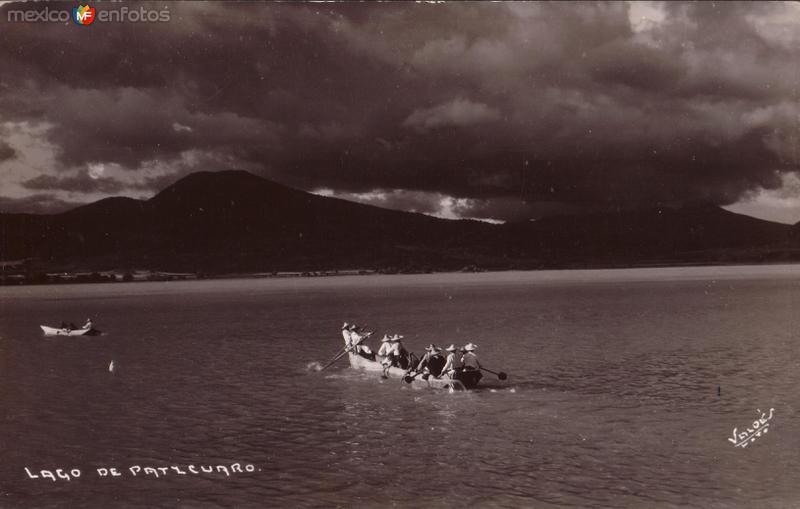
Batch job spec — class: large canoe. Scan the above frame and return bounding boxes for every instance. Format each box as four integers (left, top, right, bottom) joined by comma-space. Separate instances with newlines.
40, 325, 96, 336
347, 352, 482, 391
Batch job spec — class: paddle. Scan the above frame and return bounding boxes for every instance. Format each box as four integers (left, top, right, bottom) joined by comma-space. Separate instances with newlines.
320, 331, 372, 371
481, 367, 508, 380
323, 328, 372, 364
403, 370, 421, 384
322, 345, 349, 367
320, 344, 357, 371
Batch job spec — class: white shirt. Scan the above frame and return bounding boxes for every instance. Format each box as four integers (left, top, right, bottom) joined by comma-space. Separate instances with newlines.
342, 329, 353, 347
462, 351, 480, 369
442, 352, 463, 373
378, 342, 393, 357
350, 331, 369, 350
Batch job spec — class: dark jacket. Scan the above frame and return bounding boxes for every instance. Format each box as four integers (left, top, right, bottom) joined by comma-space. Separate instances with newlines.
417, 352, 446, 377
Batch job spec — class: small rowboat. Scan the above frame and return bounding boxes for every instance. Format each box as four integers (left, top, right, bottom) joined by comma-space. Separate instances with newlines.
40, 325, 96, 336
347, 351, 482, 391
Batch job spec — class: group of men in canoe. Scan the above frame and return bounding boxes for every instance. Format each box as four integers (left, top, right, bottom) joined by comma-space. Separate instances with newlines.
341, 322, 483, 384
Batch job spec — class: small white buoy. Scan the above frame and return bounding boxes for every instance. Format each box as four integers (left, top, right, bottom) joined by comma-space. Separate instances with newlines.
109, 360, 115, 373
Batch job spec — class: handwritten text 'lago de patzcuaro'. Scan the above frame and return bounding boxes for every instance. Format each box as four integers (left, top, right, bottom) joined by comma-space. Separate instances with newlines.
729, 408, 774, 448
24, 462, 259, 482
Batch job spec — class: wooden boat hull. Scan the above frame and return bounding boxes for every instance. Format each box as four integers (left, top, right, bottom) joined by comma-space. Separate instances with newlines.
347, 352, 481, 390
40, 325, 94, 336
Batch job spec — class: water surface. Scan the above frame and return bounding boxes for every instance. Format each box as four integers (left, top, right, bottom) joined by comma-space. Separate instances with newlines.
1, 265, 799, 508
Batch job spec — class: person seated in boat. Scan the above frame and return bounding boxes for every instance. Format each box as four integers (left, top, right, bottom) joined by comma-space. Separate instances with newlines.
390, 334, 415, 370
376, 334, 405, 369
342, 322, 366, 345
342, 322, 353, 346
377, 334, 394, 375
387, 334, 403, 368
461, 342, 483, 382
439, 344, 464, 379
349, 324, 375, 361
416, 344, 445, 378
378, 334, 394, 360
84, 318, 93, 330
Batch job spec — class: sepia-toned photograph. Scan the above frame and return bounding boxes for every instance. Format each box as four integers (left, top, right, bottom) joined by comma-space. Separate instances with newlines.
1, 1, 799, 507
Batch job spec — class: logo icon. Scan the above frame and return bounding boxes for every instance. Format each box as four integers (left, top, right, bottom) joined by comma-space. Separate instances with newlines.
72, 4, 95, 25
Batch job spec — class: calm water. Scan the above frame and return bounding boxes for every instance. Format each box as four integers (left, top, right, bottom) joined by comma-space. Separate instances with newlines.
2, 265, 800, 508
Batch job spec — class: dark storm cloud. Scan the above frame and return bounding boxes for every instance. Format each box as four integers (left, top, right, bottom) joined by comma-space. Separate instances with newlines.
44, 87, 282, 168
0, 140, 15, 162
587, 39, 688, 91
1, 1, 799, 220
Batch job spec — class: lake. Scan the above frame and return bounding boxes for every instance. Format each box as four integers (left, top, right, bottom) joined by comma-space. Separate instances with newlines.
1, 265, 799, 508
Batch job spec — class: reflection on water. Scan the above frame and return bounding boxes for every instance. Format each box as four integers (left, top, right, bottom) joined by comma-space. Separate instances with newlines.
1, 265, 800, 507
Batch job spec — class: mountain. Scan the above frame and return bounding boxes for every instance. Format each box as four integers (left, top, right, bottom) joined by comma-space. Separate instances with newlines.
511, 204, 793, 265
0, 171, 501, 273
1, 170, 798, 276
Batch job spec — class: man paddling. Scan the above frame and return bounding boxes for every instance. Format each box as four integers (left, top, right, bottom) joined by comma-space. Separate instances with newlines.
341, 322, 352, 346
461, 342, 483, 384
377, 334, 394, 376
321, 323, 373, 372
349, 324, 375, 360
416, 344, 445, 378
439, 344, 464, 379
390, 334, 416, 370
390, 334, 402, 368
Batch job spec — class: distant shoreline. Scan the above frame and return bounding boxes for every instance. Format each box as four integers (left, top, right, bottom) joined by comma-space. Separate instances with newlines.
3, 259, 800, 287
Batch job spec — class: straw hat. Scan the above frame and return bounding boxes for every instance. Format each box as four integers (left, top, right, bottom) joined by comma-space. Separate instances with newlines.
425, 344, 441, 352
347, 324, 359, 331
464, 343, 477, 352
342, 322, 350, 330
381, 334, 392, 343
445, 344, 458, 352
391, 334, 404, 341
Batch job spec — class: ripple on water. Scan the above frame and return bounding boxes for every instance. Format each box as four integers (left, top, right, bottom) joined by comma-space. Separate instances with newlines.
2, 271, 799, 507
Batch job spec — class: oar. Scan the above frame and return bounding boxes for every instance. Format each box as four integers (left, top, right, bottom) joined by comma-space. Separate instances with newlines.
404, 365, 440, 384
320, 344, 356, 371
320, 332, 372, 371
403, 370, 421, 384
322, 336, 365, 366
323, 329, 373, 364
481, 367, 508, 380
322, 345, 349, 366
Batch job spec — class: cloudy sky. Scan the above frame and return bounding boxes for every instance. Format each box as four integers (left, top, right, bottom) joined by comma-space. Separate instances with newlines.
1, 1, 800, 223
